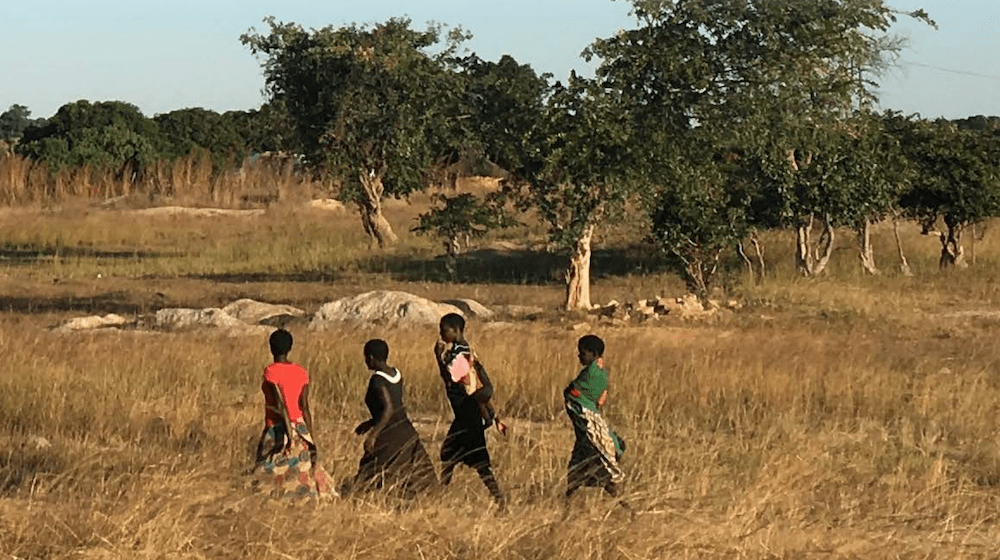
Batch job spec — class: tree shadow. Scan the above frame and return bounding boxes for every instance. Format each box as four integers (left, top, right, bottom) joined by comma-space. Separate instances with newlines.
359, 244, 669, 285
0, 244, 169, 264
190, 270, 343, 284
0, 291, 149, 315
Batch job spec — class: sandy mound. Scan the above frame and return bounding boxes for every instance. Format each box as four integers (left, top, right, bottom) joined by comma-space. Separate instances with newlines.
310, 291, 478, 329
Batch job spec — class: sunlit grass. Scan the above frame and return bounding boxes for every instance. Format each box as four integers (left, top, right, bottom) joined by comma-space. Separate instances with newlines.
2, 199, 1000, 557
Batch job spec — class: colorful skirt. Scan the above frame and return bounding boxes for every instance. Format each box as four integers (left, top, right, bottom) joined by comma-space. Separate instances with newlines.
565, 399, 625, 488
253, 422, 336, 499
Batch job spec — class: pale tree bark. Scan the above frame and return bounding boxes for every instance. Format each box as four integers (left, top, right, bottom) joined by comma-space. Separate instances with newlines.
750, 230, 766, 283
856, 218, 879, 275
357, 170, 398, 248
938, 223, 968, 269
682, 255, 720, 303
891, 213, 913, 276
737, 240, 754, 279
565, 224, 595, 311
795, 214, 835, 277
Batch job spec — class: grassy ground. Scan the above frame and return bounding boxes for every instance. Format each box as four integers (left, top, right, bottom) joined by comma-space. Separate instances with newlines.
2, 195, 1000, 559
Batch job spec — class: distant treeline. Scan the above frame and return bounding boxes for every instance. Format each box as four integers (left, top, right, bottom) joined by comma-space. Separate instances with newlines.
0, 101, 295, 175
4, 1, 1000, 313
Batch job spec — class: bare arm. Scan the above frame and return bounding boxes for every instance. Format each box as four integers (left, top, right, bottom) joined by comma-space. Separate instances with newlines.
364, 383, 395, 452
300, 383, 313, 435
265, 380, 293, 451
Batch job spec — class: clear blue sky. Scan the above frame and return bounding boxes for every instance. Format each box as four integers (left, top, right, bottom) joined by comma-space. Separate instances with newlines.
1, 0, 997, 120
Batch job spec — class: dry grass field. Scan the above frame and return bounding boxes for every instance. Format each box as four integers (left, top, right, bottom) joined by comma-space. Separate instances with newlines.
2, 174, 1000, 558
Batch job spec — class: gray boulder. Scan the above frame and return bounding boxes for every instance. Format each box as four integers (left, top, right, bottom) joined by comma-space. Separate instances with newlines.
222, 299, 306, 325
441, 298, 495, 320
310, 291, 463, 329
152, 308, 270, 335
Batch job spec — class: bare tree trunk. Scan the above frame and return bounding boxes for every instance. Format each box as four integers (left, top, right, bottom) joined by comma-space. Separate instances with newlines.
750, 230, 766, 283
939, 223, 967, 269
358, 171, 398, 248
971, 223, 977, 266
857, 218, 879, 275
813, 218, 835, 275
795, 215, 814, 276
891, 211, 912, 276
796, 214, 835, 277
565, 224, 595, 311
737, 240, 754, 280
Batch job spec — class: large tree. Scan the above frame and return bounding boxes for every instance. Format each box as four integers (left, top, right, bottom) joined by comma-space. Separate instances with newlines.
17, 100, 165, 176
241, 17, 468, 247
591, 0, 933, 279
499, 75, 635, 310
895, 116, 1000, 268
0, 104, 34, 141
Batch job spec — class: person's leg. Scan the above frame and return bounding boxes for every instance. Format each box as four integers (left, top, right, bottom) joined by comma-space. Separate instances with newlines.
475, 463, 507, 511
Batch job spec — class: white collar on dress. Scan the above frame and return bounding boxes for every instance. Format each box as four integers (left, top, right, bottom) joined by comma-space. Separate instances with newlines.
373, 369, 401, 384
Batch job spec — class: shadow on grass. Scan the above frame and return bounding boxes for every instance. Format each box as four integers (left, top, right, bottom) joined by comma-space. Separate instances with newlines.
0, 291, 149, 315
359, 244, 669, 285
189, 270, 343, 284
0, 244, 170, 264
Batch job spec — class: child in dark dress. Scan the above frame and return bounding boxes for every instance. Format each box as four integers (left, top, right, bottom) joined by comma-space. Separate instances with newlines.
350, 339, 437, 496
435, 313, 507, 509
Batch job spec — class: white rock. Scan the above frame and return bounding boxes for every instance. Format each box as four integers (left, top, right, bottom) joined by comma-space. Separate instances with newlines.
152, 308, 270, 335
441, 298, 495, 320
55, 313, 129, 332
221, 299, 306, 325
310, 291, 464, 329
305, 198, 347, 212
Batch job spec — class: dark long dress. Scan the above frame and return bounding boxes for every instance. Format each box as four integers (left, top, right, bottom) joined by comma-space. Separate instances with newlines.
354, 369, 437, 494
438, 343, 494, 469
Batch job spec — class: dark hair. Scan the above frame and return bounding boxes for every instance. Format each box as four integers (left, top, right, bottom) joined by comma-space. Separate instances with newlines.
269, 329, 293, 355
578, 334, 605, 357
440, 313, 466, 332
364, 339, 390, 362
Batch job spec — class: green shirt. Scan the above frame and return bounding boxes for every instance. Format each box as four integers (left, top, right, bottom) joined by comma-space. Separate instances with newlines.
566, 360, 608, 412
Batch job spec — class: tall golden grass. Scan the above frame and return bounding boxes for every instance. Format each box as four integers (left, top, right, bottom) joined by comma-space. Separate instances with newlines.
2, 197, 1000, 558
0, 152, 327, 208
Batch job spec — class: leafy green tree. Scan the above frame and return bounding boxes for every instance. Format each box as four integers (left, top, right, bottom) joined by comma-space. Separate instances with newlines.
895, 116, 1000, 268
224, 102, 297, 155
242, 17, 469, 247
412, 192, 516, 277
17, 100, 165, 176
498, 75, 634, 310
0, 104, 33, 141
154, 108, 246, 172
647, 141, 751, 298
591, 0, 933, 280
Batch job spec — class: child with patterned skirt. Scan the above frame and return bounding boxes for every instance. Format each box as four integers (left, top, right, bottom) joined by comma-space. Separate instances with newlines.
564, 334, 626, 499
435, 313, 507, 508
252, 329, 336, 499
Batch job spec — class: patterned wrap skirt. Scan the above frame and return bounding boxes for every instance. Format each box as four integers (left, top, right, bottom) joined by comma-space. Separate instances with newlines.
565, 399, 625, 488
253, 421, 336, 499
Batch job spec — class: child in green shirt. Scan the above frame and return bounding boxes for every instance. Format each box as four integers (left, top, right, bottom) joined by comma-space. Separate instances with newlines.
564, 334, 626, 498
